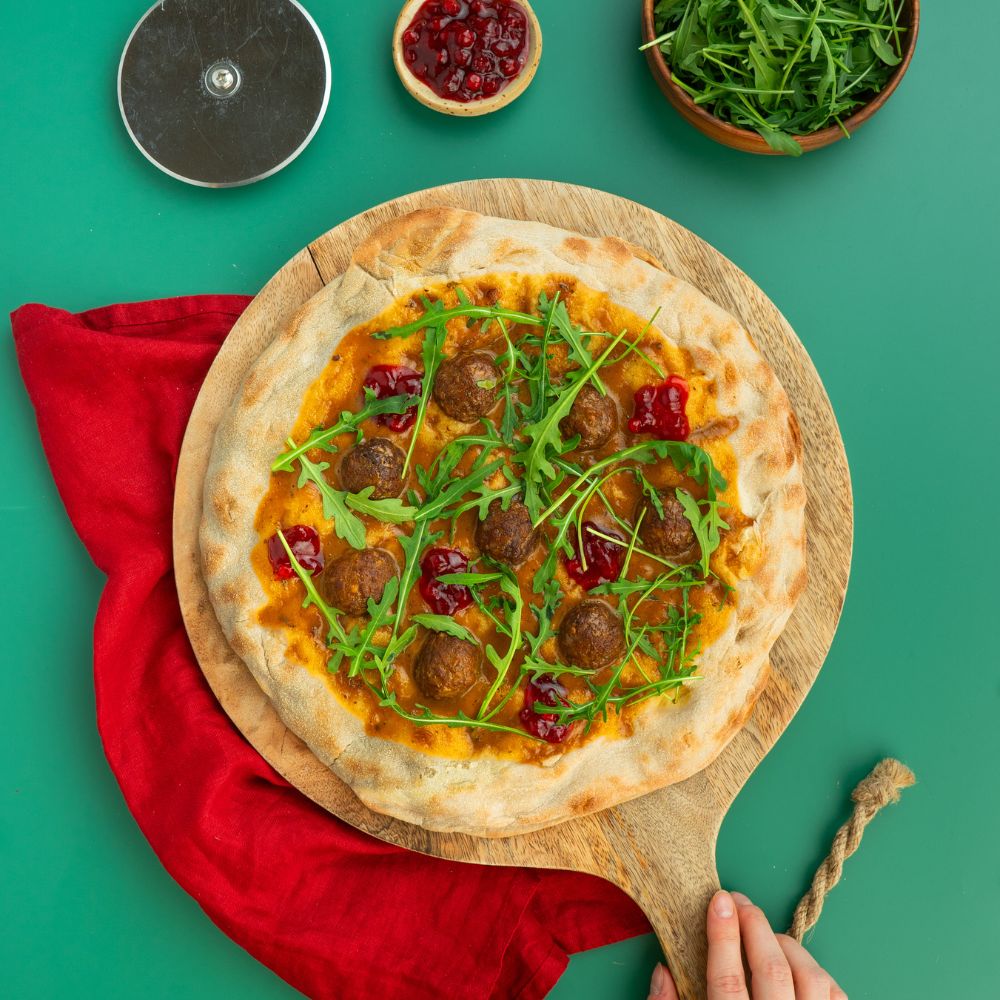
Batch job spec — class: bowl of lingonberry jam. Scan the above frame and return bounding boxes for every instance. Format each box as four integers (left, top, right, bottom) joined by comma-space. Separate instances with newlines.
393, 0, 542, 117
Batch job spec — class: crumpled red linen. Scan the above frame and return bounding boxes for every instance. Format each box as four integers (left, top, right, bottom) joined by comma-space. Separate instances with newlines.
11, 295, 649, 999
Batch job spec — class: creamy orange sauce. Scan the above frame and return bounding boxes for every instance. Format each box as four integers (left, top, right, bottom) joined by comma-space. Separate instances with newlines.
252, 275, 756, 762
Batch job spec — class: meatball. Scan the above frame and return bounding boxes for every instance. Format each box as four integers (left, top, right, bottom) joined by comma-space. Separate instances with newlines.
433, 352, 501, 422
339, 438, 405, 499
635, 491, 699, 563
413, 633, 481, 700
476, 498, 538, 566
557, 599, 625, 670
560, 383, 617, 451
322, 548, 397, 616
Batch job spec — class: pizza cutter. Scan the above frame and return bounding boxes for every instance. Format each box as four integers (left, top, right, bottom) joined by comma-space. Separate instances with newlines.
117, 0, 331, 187
174, 180, 854, 998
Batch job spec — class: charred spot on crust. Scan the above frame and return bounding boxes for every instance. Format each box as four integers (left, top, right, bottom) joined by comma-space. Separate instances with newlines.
339, 438, 406, 499
598, 237, 632, 266
433, 351, 502, 422
322, 548, 397, 616
413, 632, 481, 700
561, 236, 590, 262
476, 498, 538, 566
557, 599, 625, 669
560, 383, 617, 451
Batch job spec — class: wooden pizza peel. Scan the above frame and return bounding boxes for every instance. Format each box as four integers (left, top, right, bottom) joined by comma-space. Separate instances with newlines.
173, 179, 853, 999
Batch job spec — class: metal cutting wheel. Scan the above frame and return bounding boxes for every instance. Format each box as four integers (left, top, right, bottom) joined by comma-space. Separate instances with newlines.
118, 0, 331, 187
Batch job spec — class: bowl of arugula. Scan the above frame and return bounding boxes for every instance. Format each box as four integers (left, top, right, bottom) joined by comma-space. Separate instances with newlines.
641, 0, 919, 156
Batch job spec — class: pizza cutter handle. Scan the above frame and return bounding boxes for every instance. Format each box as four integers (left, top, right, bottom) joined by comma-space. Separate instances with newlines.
602, 791, 721, 1000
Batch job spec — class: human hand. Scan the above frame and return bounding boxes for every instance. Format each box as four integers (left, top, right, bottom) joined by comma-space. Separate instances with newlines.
647, 891, 846, 999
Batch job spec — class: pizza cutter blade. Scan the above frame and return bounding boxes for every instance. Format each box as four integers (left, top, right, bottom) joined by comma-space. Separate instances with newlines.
117, 0, 331, 188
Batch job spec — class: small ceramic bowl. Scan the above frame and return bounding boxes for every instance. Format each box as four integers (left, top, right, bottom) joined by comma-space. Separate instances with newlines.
641, 0, 920, 154
393, 0, 542, 117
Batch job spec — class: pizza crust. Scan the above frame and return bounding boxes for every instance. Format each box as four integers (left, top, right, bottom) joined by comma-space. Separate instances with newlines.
199, 208, 806, 836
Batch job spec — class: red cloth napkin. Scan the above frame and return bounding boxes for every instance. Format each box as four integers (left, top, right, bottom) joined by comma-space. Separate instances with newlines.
11, 296, 649, 999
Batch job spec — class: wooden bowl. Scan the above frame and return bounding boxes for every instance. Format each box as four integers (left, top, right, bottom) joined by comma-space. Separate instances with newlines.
641, 0, 920, 155
393, 0, 542, 117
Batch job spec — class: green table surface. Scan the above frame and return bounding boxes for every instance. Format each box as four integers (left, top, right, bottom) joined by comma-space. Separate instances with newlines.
2, 2, 997, 997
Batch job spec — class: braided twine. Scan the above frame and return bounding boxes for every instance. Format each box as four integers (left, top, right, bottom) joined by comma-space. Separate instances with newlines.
788, 758, 916, 942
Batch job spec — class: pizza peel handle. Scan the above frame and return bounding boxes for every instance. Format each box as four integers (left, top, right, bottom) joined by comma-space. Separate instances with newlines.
591, 778, 722, 999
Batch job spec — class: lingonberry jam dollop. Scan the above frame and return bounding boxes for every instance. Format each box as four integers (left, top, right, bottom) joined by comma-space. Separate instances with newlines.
628, 375, 690, 441
363, 365, 422, 432
400, 0, 529, 103
419, 547, 474, 615
564, 521, 625, 590
520, 674, 574, 743
267, 525, 324, 580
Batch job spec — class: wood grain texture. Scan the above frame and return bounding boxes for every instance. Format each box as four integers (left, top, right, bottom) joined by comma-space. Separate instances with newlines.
173, 179, 852, 999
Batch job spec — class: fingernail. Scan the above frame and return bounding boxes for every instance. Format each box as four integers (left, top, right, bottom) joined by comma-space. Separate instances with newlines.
648, 963, 668, 997
731, 892, 752, 906
713, 890, 735, 918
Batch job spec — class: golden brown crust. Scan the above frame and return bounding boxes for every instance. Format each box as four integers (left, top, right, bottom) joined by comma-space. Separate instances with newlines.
199, 208, 806, 836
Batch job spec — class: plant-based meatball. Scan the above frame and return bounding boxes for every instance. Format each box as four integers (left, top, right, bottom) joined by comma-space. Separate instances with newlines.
560, 383, 617, 451
557, 599, 625, 670
413, 632, 481, 700
476, 498, 538, 566
322, 548, 397, 616
635, 491, 699, 563
433, 351, 501, 422
339, 438, 406, 499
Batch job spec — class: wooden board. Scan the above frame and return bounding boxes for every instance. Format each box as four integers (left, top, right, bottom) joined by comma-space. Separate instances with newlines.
173, 179, 852, 999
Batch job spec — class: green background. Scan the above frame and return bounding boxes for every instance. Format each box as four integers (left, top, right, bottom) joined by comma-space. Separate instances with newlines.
1, 1, 996, 997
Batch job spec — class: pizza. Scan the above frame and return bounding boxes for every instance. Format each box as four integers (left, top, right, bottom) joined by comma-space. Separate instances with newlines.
199, 208, 806, 836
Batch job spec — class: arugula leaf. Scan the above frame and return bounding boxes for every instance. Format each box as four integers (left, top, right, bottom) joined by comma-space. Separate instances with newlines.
539, 291, 605, 392
635, 468, 666, 519
517, 327, 630, 518
869, 29, 902, 66
534, 439, 726, 528
760, 128, 805, 156
411, 614, 477, 644
343, 486, 417, 524
676, 488, 730, 577
374, 300, 544, 341
401, 319, 448, 477
368, 684, 543, 740
593, 565, 701, 598
476, 569, 524, 720
294, 453, 367, 550
272, 390, 416, 472
658, 441, 728, 493
391, 522, 438, 638
437, 571, 502, 586
275, 530, 360, 671
348, 577, 401, 679
415, 456, 507, 523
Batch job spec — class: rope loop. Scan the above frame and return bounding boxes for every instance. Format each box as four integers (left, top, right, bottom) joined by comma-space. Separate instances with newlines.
788, 758, 915, 942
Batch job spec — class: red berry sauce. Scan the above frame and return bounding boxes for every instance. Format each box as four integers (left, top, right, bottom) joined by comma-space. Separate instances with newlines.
564, 521, 625, 590
363, 365, 422, 432
520, 674, 574, 743
267, 525, 324, 580
400, 0, 529, 103
627, 375, 690, 441
419, 547, 474, 615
